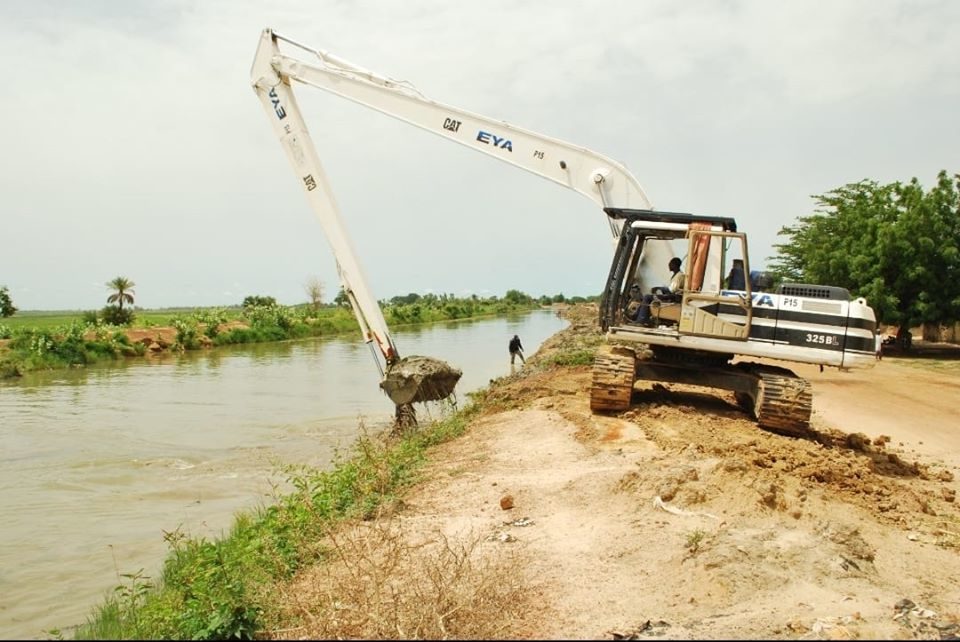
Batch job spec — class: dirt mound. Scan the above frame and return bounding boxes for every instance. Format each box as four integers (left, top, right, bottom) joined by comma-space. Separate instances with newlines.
410, 304, 960, 638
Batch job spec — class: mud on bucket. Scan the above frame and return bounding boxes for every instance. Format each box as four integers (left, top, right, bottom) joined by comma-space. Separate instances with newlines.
380, 355, 463, 406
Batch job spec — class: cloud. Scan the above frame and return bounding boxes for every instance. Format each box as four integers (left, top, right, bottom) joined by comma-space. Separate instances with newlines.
0, 0, 957, 310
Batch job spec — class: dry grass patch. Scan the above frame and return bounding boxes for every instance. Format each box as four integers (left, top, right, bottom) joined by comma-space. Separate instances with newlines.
264, 518, 535, 640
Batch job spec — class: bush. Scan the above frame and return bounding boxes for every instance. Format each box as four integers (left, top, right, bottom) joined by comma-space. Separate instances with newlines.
504, 289, 532, 305
171, 316, 201, 350
193, 308, 229, 339
102, 306, 135, 326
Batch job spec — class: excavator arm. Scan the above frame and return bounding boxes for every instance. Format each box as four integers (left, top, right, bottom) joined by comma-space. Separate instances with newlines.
249, 28, 879, 440
250, 29, 654, 238
251, 33, 399, 376
249, 28, 666, 421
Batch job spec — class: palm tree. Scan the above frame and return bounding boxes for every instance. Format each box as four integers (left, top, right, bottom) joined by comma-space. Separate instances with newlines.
106, 276, 136, 311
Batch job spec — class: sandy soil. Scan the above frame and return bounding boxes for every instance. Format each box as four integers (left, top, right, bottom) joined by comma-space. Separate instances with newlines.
120, 321, 249, 351
284, 304, 960, 640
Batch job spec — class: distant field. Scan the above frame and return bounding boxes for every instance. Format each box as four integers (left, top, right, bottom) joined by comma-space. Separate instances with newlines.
3, 308, 245, 329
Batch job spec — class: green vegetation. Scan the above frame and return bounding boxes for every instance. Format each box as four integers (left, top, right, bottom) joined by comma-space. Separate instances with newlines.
0, 322, 145, 377
0, 285, 16, 318
70, 305, 592, 639
73, 407, 475, 640
540, 335, 604, 368
685, 528, 707, 554
770, 169, 960, 330
894, 357, 960, 375
241, 295, 277, 309
0, 291, 563, 379
106, 277, 136, 311
1, 308, 243, 330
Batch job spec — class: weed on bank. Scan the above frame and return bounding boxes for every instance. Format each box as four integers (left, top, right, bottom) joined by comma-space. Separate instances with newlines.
68, 312, 592, 640
72, 409, 475, 640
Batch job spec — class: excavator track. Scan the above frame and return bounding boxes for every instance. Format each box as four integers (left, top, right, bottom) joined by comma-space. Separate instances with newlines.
590, 346, 637, 412
751, 371, 813, 438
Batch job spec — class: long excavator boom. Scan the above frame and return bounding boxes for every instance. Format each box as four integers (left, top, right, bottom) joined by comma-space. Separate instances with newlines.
249, 28, 665, 420
251, 32, 398, 375
250, 29, 655, 234
250, 28, 879, 440
252, 29, 467, 426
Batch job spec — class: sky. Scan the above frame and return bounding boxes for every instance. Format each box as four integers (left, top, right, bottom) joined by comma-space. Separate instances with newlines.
1, 0, 957, 311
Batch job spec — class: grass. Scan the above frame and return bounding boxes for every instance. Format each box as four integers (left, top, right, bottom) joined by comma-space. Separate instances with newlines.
685, 528, 707, 554
265, 522, 531, 640
72, 407, 480, 640
56, 301, 586, 639
934, 514, 960, 550
3, 308, 243, 330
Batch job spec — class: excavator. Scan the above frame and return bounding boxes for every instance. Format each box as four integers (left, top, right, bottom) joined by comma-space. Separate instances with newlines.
250, 29, 878, 437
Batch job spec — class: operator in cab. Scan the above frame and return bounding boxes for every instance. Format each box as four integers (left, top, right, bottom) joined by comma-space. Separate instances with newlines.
633, 257, 685, 326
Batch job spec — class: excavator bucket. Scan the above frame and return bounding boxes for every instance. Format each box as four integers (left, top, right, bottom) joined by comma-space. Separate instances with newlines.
380, 355, 462, 406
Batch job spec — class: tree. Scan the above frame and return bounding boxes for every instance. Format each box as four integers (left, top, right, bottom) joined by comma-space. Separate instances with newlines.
101, 305, 134, 325
504, 289, 533, 304
242, 295, 277, 309
106, 276, 136, 311
333, 287, 350, 308
769, 170, 960, 329
0, 285, 16, 318
304, 276, 325, 312
389, 292, 422, 306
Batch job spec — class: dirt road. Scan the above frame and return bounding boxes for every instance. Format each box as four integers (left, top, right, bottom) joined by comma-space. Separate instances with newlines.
281, 305, 960, 640
795, 359, 960, 471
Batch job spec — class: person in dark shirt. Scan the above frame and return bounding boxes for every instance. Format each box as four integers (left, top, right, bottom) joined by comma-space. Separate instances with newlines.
725, 259, 746, 290
509, 334, 525, 365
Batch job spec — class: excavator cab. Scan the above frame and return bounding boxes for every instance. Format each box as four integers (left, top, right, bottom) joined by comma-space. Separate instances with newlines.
676, 228, 753, 339
600, 208, 753, 341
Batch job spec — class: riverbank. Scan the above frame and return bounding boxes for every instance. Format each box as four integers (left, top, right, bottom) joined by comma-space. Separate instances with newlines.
0, 298, 558, 379
70, 303, 960, 639
2, 308, 569, 639
261, 304, 960, 640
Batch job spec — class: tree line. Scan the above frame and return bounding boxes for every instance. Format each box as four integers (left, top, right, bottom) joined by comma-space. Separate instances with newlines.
5, 169, 956, 332
769, 169, 959, 331
0, 278, 583, 323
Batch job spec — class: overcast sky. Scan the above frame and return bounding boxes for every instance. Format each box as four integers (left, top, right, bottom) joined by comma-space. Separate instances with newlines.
2, 0, 957, 311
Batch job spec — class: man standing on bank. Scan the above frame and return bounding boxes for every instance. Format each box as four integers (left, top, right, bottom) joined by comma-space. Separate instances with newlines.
509, 334, 525, 365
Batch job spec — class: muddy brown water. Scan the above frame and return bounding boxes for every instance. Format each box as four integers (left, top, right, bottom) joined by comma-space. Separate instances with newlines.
0, 310, 566, 639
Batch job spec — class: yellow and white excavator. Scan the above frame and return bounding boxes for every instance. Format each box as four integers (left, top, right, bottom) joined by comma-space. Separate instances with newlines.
250, 29, 878, 437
